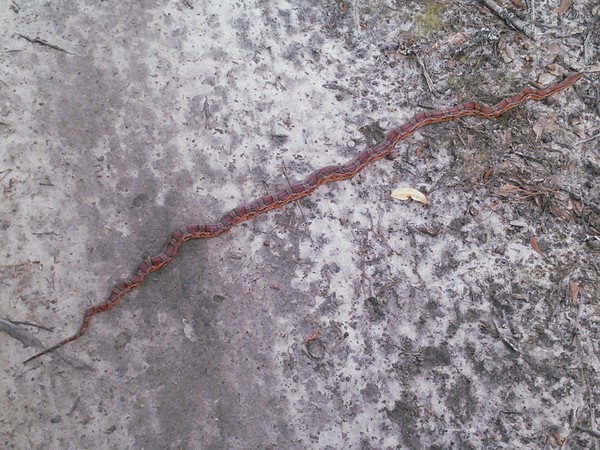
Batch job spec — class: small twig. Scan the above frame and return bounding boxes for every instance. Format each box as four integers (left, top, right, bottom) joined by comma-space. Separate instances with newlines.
512, 149, 546, 165
576, 427, 600, 439
0, 317, 44, 348
7, 319, 53, 332
322, 82, 358, 97
203, 96, 211, 129
479, 0, 535, 38
0, 262, 32, 270
570, 301, 584, 344
66, 397, 81, 416
413, 53, 435, 93
17, 33, 76, 55
492, 320, 521, 353
359, 236, 370, 300
0, 168, 12, 184
0, 317, 90, 369
578, 131, 600, 144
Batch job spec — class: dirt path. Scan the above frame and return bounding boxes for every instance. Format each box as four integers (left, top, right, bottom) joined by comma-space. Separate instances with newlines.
1, 1, 598, 448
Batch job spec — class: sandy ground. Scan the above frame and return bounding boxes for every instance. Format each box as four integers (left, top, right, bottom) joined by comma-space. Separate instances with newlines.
1, 1, 599, 449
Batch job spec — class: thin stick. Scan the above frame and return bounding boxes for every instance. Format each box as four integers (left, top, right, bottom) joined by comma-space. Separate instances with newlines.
17, 33, 76, 55
479, 0, 536, 38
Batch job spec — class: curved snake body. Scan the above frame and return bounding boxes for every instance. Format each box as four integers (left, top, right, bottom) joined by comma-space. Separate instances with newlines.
24, 72, 583, 364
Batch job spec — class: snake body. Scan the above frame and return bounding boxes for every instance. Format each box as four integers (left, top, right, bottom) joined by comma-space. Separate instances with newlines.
24, 73, 582, 364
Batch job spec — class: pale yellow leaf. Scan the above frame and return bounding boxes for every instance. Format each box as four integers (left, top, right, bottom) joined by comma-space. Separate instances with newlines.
390, 188, 429, 205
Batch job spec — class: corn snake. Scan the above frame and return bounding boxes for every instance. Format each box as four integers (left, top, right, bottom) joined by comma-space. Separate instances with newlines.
24, 72, 583, 364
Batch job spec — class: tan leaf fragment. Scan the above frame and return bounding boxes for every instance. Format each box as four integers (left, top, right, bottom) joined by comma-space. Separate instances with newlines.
509, 220, 528, 228
546, 63, 563, 76
569, 25, 586, 35
544, 46, 562, 64
547, 43, 562, 56
572, 120, 586, 140
501, 46, 515, 63
391, 188, 429, 205
537, 72, 557, 86
482, 167, 494, 183
554, 0, 574, 15
549, 205, 572, 221
450, 32, 466, 46
533, 115, 557, 139
569, 281, 580, 303
530, 236, 544, 256
552, 431, 564, 446
497, 183, 523, 198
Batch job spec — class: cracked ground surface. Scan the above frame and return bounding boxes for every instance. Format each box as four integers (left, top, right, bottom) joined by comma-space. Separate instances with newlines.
1, 1, 599, 448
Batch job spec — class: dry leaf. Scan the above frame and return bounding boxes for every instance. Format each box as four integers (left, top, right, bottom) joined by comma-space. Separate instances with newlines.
571, 198, 584, 215
488, 199, 500, 211
533, 116, 557, 139
510, 220, 528, 228
414, 143, 425, 157
537, 72, 557, 86
501, 46, 515, 63
450, 32, 466, 46
390, 188, 429, 205
569, 281, 580, 303
547, 43, 562, 56
546, 64, 563, 76
482, 167, 494, 183
501, 51, 514, 64
551, 431, 564, 446
497, 183, 522, 197
544, 45, 562, 64
529, 236, 544, 256
570, 25, 586, 36
573, 121, 586, 140
549, 205, 572, 221
554, 0, 574, 15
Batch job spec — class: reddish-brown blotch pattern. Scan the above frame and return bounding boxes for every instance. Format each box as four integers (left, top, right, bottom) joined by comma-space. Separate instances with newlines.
24, 72, 583, 364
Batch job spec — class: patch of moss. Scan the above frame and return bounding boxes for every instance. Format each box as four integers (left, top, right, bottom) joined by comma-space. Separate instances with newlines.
414, 2, 445, 36
446, 75, 461, 89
